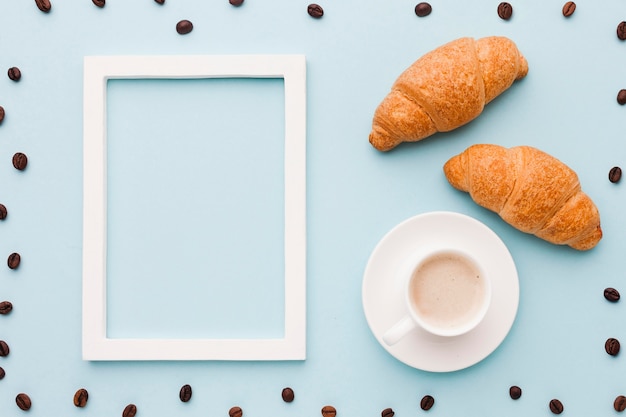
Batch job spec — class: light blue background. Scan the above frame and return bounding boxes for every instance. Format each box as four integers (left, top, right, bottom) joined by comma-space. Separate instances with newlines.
0, 0, 625, 416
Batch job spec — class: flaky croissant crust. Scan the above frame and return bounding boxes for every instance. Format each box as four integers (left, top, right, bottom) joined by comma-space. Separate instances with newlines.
444, 144, 602, 250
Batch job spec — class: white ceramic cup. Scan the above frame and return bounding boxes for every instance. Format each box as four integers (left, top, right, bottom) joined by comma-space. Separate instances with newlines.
382, 247, 491, 345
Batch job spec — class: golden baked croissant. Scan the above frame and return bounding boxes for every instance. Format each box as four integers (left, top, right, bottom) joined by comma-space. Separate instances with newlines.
443, 144, 602, 250
369, 36, 528, 151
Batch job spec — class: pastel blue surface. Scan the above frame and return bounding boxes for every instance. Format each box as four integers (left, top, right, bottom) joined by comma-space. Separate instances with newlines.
0, 0, 625, 416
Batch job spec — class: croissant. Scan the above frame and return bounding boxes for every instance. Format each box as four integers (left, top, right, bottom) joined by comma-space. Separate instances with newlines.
369, 36, 528, 151
443, 144, 602, 250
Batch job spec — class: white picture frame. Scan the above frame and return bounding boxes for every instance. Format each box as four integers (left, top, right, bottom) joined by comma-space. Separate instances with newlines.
82, 55, 306, 361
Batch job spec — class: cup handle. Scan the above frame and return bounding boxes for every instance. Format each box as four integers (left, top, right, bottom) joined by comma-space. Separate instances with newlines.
382, 315, 417, 346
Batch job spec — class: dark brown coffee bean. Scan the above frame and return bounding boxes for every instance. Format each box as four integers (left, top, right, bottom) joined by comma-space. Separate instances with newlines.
16, 393, 31, 411
606, 337, 621, 356
123, 404, 137, 417
549, 399, 564, 414
381, 407, 394, 417
0, 106, 4, 124
229, 0, 244, 6
7, 253, 21, 269
617, 89, 626, 105
73, 388, 89, 407
0, 301, 13, 315
0, 340, 8, 356
0, 204, 6, 220
35, 0, 52, 13
616, 395, 626, 412
0, 366, 5, 379
618, 21, 626, 40
414, 2, 432, 17
308, 4, 324, 18
497, 2, 513, 20
8, 67, 21, 82
92, 0, 105, 7
562, 1, 575, 17
13, 153, 28, 171
155, 0, 165, 4
176, 19, 193, 35
229, 406, 243, 417
509, 385, 522, 399
281, 387, 295, 402
609, 166, 622, 183
420, 395, 435, 410
321, 405, 336, 417
605, 287, 621, 302
179, 384, 192, 402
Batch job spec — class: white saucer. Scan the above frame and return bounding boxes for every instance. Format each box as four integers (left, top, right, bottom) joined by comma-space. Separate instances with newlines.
362, 211, 519, 372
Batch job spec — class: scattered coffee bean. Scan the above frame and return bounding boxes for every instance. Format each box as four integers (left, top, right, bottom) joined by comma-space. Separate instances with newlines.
616, 395, 626, 412
0, 366, 5, 379
497, 2, 513, 20
618, 21, 626, 40
414, 2, 432, 17
562, 1, 575, 17
0, 340, 9, 356
92, 0, 105, 7
509, 385, 522, 400
12, 152, 28, 170
229, 0, 244, 6
609, 166, 622, 183
176, 19, 193, 35
381, 407, 394, 417
308, 4, 324, 18
73, 388, 89, 407
229, 406, 243, 417
7, 253, 21, 270
179, 384, 192, 402
420, 395, 435, 411
34, 0, 52, 13
617, 89, 626, 105
0, 106, 4, 124
123, 404, 137, 417
281, 387, 295, 402
0, 203, 6, 220
8, 67, 21, 82
549, 399, 564, 414
321, 405, 337, 417
0, 301, 13, 315
606, 337, 621, 356
16, 393, 31, 411
155, 0, 165, 4
605, 287, 621, 302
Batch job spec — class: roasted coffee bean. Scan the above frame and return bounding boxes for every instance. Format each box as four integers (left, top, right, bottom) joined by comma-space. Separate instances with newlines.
229, 0, 244, 6
92, 0, 105, 7
8, 67, 21, 82
0, 366, 5, 379
321, 405, 336, 417
176, 19, 193, 35
123, 404, 137, 417
609, 167, 622, 183
381, 407, 394, 417
229, 406, 243, 417
414, 2, 432, 17
13, 152, 28, 170
281, 387, 295, 402
618, 89, 626, 105
420, 395, 435, 411
616, 395, 626, 412
562, 1, 575, 17
605, 287, 621, 302
618, 21, 626, 40
155, 0, 165, 4
509, 385, 522, 400
0, 106, 4, 124
0, 204, 6, 220
74, 388, 89, 407
179, 384, 192, 402
0, 301, 13, 315
549, 399, 564, 414
7, 253, 21, 270
35, 0, 52, 13
497, 2, 513, 20
16, 393, 31, 411
0, 340, 8, 356
606, 337, 621, 356
307, 4, 324, 18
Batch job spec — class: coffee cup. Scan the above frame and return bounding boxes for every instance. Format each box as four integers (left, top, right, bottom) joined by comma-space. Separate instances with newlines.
382, 247, 491, 345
